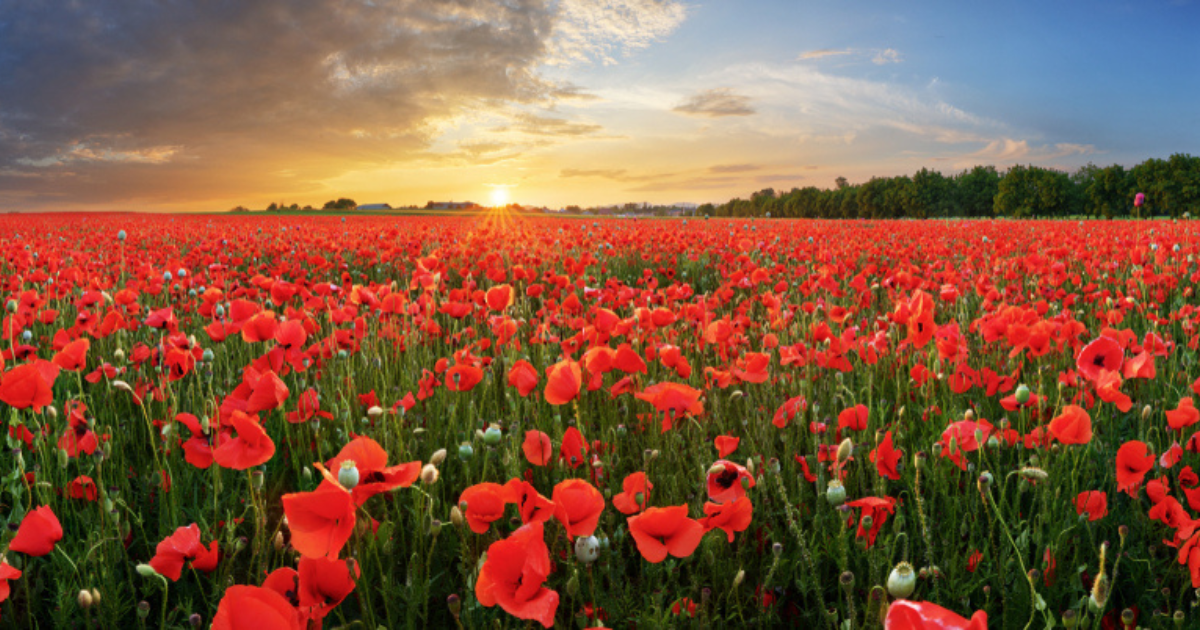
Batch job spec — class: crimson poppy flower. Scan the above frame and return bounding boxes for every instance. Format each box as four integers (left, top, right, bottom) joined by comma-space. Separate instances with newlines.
1049, 404, 1092, 445
559, 426, 589, 469
476, 521, 559, 628
838, 404, 869, 432
544, 358, 582, 405
732, 352, 771, 383
241, 310, 279, 343
0, 362, 55, 411
317, 436, 421, 506
627, 505, 705, 563
885, 599, 987, 629
445, 363, 483, 392
772, 395, 807, 429
523, 430, 553, 466
701, 496, 753, 542
485, 284, 514, 311
503, 478, 556, 525
613, 344, 647, 374
714, 435, 739, 458
845, 496, 896, 548
261, 566, 300, 605
10, 505, 63, 556
1095, 369, 1131, 412
459, 482, 510, 534
245, 369, 290, 414
149, 523, 219, 581
870, 431, 903, 480
282, 480, 356, 559
58, 402, 98, 457
552, 479, 605, 540
635, 382, 704, 432
508, 360, 539, 397
286, 388, 334, 424
212, 585, 303, 630
612, 472, 653, 515
51, 337, 89, 372
1179, 532, 1200, 588
0, 561, 21, 605
672, 597, 698, 617
1167, 398, 1200, 431
706, 460, 755, 503
298, 556, 359, 622
1115, 441, 1155, 497
68, 475, 98, 501
1075, 491, 1108, 521
213, 410, 276, 470
1077, 336, 1124, 382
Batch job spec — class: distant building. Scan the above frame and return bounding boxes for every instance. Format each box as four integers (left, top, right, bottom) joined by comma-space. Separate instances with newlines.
425, 201, 480, 210
358, 203, 392, 211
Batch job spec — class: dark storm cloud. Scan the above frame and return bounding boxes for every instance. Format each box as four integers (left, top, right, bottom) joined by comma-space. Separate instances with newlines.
0, 0, 561, 208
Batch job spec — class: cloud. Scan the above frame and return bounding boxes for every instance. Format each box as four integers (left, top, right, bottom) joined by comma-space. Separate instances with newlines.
798, 48, 852, 61
0, 0, 686, 209
672, 88, 756, 118
708, 163, 761, 173
955, 139, 1096, 164
872, 48, 903, 65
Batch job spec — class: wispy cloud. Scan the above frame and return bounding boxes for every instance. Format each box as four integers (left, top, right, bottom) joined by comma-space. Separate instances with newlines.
672, 88, 755, 118
872, 48, 903, 65
549, 0, 688, 65
798, 48, 852, 60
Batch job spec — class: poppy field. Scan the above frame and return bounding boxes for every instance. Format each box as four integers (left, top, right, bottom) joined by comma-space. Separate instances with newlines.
2, 212, 1200, 629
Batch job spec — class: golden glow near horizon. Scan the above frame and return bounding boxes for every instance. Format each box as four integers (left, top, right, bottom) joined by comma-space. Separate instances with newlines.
488, 186, 510, 207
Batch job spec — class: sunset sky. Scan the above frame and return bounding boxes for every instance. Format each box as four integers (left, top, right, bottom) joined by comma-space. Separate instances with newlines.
1, 0, 1197, 212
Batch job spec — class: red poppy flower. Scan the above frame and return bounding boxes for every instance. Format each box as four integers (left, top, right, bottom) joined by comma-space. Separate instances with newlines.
245, 369, 290, 414
701, 496, 753, 542
286, 388, 334, 424
58, 402, 98, 457
838, 404, 869, 431
870, 430, 903, 480
503, 478, 556, 525
772, 395, 807, 429
0, 561, 21, 605
0, 362, 54, 412
845, 496, 896, 549
241, 310, 279, 343
885, 599, 987, 630
613, 344, 647, 374
508, 359, 539, 397
68, 475, 98, 501
552, 479, 605, 540
559, 426, 589, 469
1077, 336, 1124, 382
1095, 369, 1131, 412
627, 505, 705, 563
213, 410, 276, 470
544, 358, 582, 405
1048, 404, 1092, 445
445, 363, 483, 392
317, 436, 421, 506
459, 482, 509, 534
635, 382, 704, 431
149, 524, 219, 581
714, 435, 739, 458
518, 430, 552, 466
1115, 440, 1155, 497
1075, 491, 1108, 521
1167, 398, 1200, 431
612, 472, 653, 515
476, 521, 559, 628
706, 460, 755, 503
298, 556, 359, 622
485, 284, 514, 311
10, 505, 63, 556
282, 480, 356, 559
732, 352, 771, 383
51, 337, 90, 372
212, 585, 303, 630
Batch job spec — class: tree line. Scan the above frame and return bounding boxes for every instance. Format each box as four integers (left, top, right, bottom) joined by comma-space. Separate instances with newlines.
697, 154, 1200, 219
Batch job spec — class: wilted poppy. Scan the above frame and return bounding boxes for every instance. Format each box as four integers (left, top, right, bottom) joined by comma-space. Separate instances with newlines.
1048, 405, 1092, 445
627, 505, 705, 563
10, 505, 63, 556
475, 521, 559, 628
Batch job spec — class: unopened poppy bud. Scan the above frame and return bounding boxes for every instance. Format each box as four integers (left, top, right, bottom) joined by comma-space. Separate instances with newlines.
1019, 467, 1048, 482
447, 594, 461, 618
483, 425, 502, 446
112, 380, 133, 393
567, 573, 580, 596
430, 448, 447, 467
836, 438, 853, 465
367, 406, 384, 421
46, 405, 58, 421
273, 531, 285, 551
648, 449, 660, 462
1119, 525, 1128, 547
978, 471, 993, 491
733, 568, 745, 588
963, 408, 974, 421
986, 435, 1000, 449
973, 428, 984, 447
90, 589, 101, 605
826, 480, 846, 506
450, 505, 465, 528
1142, 405, 1152, 421
1061, 609, 1077, 628
136, 564, 159, 579
420, 463, 439, 486
57, 448, 69, 469
137, 601, 151, 618
745, 458, 756, 476
78, 589, 94, 609
706, 463, 726, 477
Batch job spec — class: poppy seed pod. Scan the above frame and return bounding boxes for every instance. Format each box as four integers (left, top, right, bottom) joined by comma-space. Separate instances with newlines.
887, 562, 916, 599
574, 535, 601, 564
1014, 384, 1031, 404
826, 480, 847, 506
483, 425, 502, 446
338, 460, 360, 489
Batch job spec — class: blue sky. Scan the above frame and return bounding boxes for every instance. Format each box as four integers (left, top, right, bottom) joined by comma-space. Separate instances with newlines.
1, 0, 1196, 210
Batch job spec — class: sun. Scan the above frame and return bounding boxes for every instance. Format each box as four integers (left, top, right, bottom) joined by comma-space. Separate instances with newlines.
489, 187, 509, 207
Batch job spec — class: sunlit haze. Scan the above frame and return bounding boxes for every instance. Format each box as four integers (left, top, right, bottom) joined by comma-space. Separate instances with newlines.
1, 1, 1197, 212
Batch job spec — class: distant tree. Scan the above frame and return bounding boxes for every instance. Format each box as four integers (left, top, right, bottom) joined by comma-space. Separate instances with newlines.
1082, 164, 1129, 219
954, 166, 1000, 217
229, 205, 249, 213
835, 176, 850, 190
267, 202, 279, 212
323, 198, 358, 211
911, 168, 950, 218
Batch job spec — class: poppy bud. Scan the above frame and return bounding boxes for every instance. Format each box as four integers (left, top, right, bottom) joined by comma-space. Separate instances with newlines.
1018, 467, 1048, 482
430, 519, 443, 537
826, 480, 846, 506
450, 505, 465, 528
1142, 405, 1152, 421
836, 438, 853, 466
112, 380, 133, 393
575, 535, 601, 564
420, 464, 439, 486
706, 463, 726, 477
302, 467, 312, 483
1061, 609, 1077, 628
567, 572, 580, 596
90, 589, 101, 606
137, 601, 151, 619
57, 448, 69, 469
733, 568, 745, 588
338, 460, 359, 489
78, 589, 94, 609
273, 531, 285, 551
135, 564, 159, 578
189, 613, 203, 628
963, 408, 975, 421
430, 448, 447, 467
447, 594, 461, 619
772, 542, 783, 558
745, 458, 756, 476
367, 406, 384, 422
887, 562, 916, 599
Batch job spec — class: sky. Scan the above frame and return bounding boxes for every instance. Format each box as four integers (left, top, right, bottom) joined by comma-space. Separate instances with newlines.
1, 0, 1197, 212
